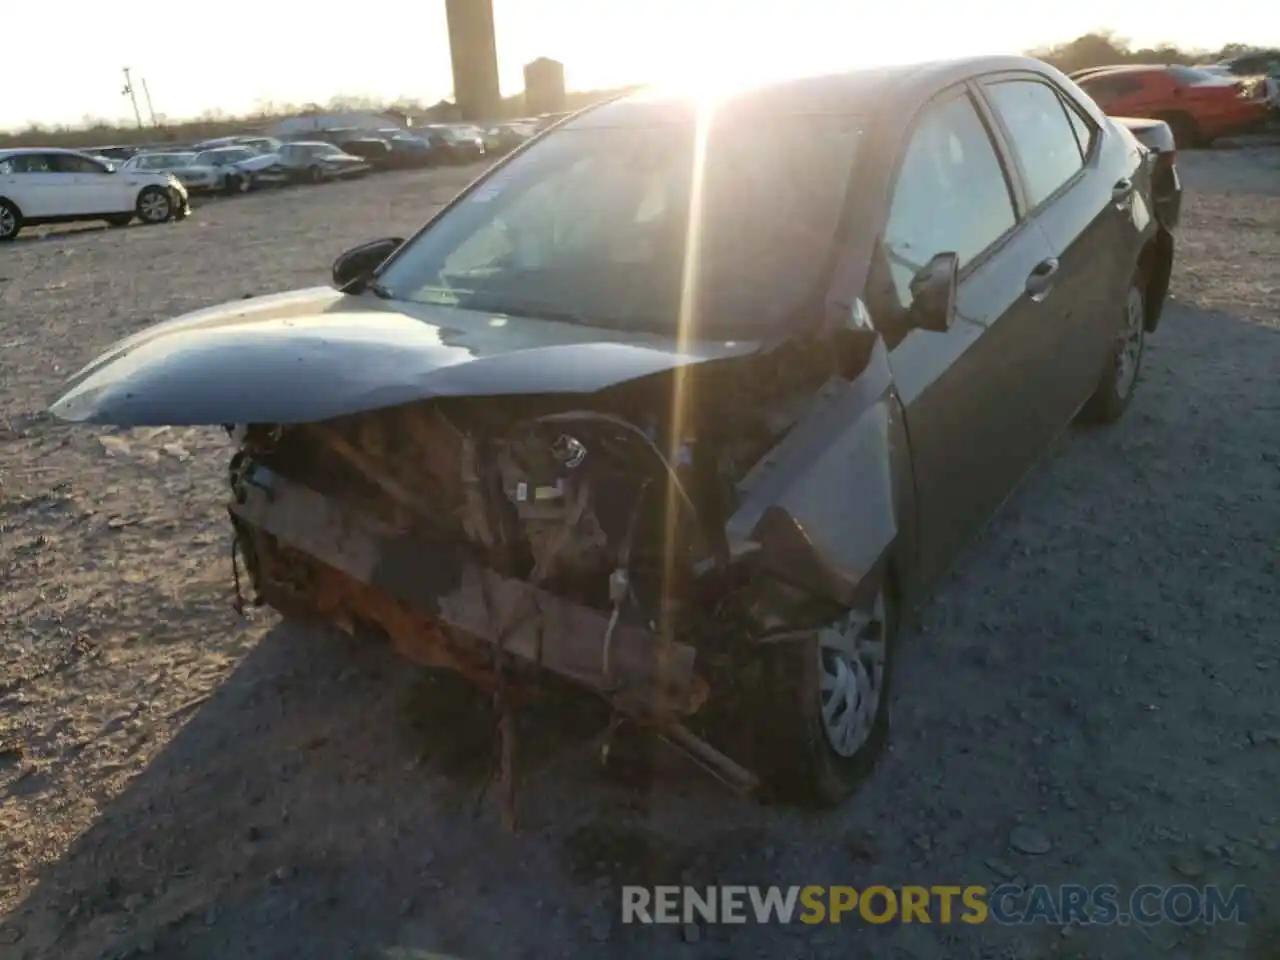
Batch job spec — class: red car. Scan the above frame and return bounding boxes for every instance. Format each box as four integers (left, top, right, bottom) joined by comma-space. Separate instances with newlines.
1070, 64, 1269, 146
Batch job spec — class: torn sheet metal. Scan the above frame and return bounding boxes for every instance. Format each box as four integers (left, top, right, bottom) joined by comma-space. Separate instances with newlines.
726, 336, 899, 606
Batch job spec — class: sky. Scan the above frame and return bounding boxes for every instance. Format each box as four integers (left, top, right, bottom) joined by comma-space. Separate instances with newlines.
4, 0, 1270, 130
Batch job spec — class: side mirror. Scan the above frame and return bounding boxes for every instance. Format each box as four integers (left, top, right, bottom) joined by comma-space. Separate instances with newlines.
907, 251, 959, 333
332, 237, 404, 290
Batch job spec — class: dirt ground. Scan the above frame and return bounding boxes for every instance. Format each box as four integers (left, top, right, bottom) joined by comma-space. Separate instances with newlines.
1, 141, 1278, 960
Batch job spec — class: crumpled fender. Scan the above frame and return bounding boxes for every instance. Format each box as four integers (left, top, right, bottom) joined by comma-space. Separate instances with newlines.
726, 335, 908, 610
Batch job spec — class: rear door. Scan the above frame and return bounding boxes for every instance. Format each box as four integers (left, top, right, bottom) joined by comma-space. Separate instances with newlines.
977, 74, 1125, 425
5, 153, 63, 217
867, 85, 1062, 593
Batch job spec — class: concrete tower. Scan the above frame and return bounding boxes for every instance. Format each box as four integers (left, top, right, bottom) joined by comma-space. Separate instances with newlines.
445, 0, 502, 121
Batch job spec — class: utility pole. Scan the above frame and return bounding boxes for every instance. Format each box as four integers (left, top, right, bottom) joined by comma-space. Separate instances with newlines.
121, 67, 144, 129
140, 77, 158, 127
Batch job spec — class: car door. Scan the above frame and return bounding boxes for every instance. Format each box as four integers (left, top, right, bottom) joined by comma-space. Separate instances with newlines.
866, 85, 1064, 593
977, 74, 1123, 428
6, 153, 63, 217
50, 153, 124, 214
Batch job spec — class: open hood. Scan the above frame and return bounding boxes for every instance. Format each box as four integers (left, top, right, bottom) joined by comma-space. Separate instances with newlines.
49, 287, 760, 427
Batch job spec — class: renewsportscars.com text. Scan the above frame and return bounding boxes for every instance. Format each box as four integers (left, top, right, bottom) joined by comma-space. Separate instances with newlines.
621, 884, 1251, 926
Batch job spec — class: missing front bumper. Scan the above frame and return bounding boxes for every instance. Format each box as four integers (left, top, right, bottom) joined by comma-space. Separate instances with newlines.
229, 464, 706, 721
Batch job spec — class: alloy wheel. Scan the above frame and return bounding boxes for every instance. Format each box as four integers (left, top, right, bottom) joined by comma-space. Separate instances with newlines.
0, 206, 16, 239
139, 191, 171, 223
817, 592, 888, 758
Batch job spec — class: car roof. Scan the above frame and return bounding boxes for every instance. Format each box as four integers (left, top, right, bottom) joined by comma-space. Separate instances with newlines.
567, 55, 1068, 128
0, 146, 99, 158
1072, 64, 1173, 78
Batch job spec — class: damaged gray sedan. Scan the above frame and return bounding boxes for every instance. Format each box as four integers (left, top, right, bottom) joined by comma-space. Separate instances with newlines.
50, 55, 1176, 806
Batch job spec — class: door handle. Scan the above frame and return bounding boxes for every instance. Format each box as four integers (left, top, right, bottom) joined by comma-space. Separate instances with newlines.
1112, 178, 1134, 203
1025, 257, 1059, 302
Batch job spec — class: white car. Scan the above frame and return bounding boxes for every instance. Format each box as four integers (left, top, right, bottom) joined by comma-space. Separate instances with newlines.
120, 151, 220, 194
0, 147, 189, 242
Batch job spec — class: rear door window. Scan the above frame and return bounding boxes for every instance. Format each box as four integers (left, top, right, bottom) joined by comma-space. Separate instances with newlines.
11, 153, 56, 173
982, 79, 1086, 208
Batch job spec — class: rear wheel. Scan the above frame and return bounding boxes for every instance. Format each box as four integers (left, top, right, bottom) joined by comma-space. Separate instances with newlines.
136, 186, 172, 224
0, 199, 22, 241
1079, 275, 1145, 424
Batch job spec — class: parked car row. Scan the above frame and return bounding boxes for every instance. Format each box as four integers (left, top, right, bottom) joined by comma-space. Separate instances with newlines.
0, 118, 538, 241
1068, 62, 1275, 146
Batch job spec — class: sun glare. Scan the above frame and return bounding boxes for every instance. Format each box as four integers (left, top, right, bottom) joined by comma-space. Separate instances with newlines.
647, 49, 808, 103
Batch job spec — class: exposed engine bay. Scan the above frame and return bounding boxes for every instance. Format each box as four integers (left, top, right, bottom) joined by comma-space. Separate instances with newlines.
223, 333, 894, 815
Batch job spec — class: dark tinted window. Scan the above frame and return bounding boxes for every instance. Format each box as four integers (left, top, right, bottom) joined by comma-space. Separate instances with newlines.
8, 153, 55, 173
881, 92, 1015, 308
983, 79, 1085, 208
51, 153, 107, 174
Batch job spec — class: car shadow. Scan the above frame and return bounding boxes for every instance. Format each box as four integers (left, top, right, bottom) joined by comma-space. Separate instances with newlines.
4, 304, 1279, 960
2, 616, 783, 960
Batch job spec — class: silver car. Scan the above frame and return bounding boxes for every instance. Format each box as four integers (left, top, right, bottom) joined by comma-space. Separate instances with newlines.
119, 152, 219, 194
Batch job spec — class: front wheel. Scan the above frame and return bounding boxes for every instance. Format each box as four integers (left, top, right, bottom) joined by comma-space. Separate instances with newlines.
307, 165, 324, 184
136, 186, 172, 224
754, 583, 896, 807
1079, 277, 1145, 424
1157, 111, 1203, 149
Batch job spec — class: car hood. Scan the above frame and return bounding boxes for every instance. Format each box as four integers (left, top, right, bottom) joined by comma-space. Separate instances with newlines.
49, 287, 761, 427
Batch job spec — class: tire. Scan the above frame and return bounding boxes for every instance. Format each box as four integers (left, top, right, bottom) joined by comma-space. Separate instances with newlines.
239, 173, 255, 193
307, 165, 324, 184
753, 580, 897, 807
1078, 274, 1146, 424
1157, 111, 1203, 149
0, 199, 22, 241
136, 186, 172, 224
105, 214, 134, 228
223, 174, 242, 195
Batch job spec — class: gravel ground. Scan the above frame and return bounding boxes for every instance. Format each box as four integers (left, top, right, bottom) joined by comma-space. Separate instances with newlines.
1, 143, 1278, 960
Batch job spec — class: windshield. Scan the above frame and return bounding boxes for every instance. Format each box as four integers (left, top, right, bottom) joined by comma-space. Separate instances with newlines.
135, 153, 193, 169
310, 143, 342, 156
375, 115, 861, 336
1169, 65, 1231, 85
